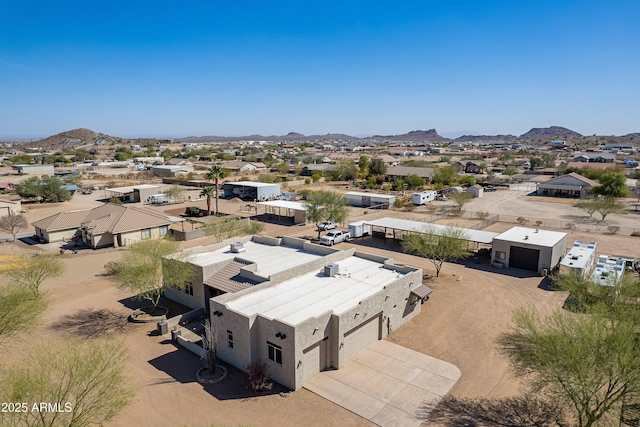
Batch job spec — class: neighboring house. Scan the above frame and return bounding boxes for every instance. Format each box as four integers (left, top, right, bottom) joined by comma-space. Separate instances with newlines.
550, 140, 566, 148
573, 153, 616, 163
457, 160, 484, 174
386, 166, 434, 182
536, 172, 598, 198
467, 184, 484, 198
32, 203, 178, 247
604, 143, 635, 152
133, 157, 165, 164
222, 161, 268, 173
370, 155, 400, 167
165, 235, 429, 390
301, 164, 335, 176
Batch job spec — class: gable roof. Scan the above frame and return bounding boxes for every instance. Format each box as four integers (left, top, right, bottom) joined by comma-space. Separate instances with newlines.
32, 203, 174, 234
386, 166, 435, 178
545, 172, 598, 187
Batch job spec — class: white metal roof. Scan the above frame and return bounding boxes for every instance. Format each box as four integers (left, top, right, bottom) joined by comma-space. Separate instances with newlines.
559, 241, 597, 271
188, 241, 323, 278
257, 200, 306, 211
226, 255, 405, 325
494, 227, 567, 248
345, 191, 396, 200
363, 217, 498, 244
226, 181, 280, 188
105, 184, 160, 194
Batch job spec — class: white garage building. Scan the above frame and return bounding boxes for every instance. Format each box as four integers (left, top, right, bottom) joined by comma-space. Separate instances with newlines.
344, 191, 396, 209
491, 227, 568, 274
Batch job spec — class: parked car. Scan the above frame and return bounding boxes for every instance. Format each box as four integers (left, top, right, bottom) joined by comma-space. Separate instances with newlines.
484, 185, 497, 192
319, 230, 351, 246
317, 221, 339, 231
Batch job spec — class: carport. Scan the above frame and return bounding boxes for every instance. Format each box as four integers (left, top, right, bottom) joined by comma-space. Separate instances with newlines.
256, 200, 306, 224
362, 217, 498, 247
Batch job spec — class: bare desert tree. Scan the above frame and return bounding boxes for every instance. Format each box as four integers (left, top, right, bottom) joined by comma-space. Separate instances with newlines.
0, 338, 134, 427
0, 213, 27, 242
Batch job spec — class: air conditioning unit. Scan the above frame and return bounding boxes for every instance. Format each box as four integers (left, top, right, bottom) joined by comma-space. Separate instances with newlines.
324, 263, 339, 277
230, 242, 246, 253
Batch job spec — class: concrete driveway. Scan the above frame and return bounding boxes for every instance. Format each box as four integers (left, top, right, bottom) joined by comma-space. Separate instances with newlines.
303, 340, 460, 427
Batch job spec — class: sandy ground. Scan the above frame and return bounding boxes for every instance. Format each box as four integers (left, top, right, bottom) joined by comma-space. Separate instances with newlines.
3, 180, 639, 426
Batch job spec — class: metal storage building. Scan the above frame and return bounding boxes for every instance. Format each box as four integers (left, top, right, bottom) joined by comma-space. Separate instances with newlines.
491, 227, 568, 274
14, 164, 55, 175
223, 181, 281, 201
344, 191, 396, 209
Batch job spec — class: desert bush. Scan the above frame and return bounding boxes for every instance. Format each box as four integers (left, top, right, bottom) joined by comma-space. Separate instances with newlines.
565, 223, 577, 231
516, 217, 529, 225
534, 220, 543, 227
607, 225, 620, 235
631, 231, 640, 237
246, 361, 273, 392
476, 211, 489, 220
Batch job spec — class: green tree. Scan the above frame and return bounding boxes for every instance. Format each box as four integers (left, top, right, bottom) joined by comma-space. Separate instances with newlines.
368, 158, 388, 176
594, 196, 626, 221
358, 156, 371, 176
541, 153, 556, 168
333, 161, 359, 181
503, 166, 518, 182
463, 176, 476, 186
405, 174, 425, 189
302, 156, 314, 164
14, 176, 71, 203
430, 167, 458, 186
394, 178, 405, 191
107, 239, 195, 312
0, 214, 27, 241
206, 165, 229, 215
200, 186, 216, 216
591, 170, 630, 198
9, 252, 64, 296
276, 161, 290, 175
499, 308, 640, 427
0, 338, 134, 427
304, 191, 351, 238
574, 199, 599, 218
163, 184, 186, 203
498, 152, 514, 163
0, 284, 47, 345
529, 157, 543, 170
401, 225, 470, 277
448, 191, 472, 214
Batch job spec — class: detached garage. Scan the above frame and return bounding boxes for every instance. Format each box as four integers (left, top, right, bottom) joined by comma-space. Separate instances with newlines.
344, 191, 396, 209
491, 227, 568, 274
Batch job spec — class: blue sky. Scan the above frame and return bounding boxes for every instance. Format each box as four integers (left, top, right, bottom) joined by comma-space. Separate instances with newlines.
1, 1, 639, 138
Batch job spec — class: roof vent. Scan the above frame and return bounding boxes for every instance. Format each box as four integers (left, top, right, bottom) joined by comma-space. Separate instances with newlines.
324, 263, 339, 277
230, 242, 246, 253
534, 229, 539, 233
524, 235, 529, 240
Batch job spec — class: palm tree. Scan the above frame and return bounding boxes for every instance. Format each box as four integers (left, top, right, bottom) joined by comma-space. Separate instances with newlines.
200, 186, 216, 216
206, 166, 229, 215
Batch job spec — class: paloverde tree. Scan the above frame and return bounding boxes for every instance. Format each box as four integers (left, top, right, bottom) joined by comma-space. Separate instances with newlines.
367, 158, 388, 177
163, 184, 186, 203
591, 170, 630, 198
14, 176, 71, 203
0, 284, 47, 345
401, 225, 470, 277
430, 166, 458, 186
206, 165, 229, 215
500, 308, 640, 427
448, 191, 472, 215
9, 251, 64, 296
0, 338, 134, 427
0, 213, 28, 241
107, 239, 195, 312
200, 186, 216, 216
304, 190, 351, 239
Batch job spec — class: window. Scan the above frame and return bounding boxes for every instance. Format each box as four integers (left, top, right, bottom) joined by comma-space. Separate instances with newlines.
227, 330, 234, 348
159, 225, 169, 236
141, 228, 151, 240
267, 342, 282, 365
496, 251, 506, 260
184, 285, 193, 296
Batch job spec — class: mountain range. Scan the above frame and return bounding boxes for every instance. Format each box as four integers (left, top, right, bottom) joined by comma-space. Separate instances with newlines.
13, 126, 640, 150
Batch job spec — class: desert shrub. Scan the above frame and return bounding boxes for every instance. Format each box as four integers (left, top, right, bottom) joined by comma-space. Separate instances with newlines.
382, 184, 391, 191
476, 211, 489, 220
516, 217, 528, 225
304, 178, 311, 185
246, 361, 272, 392
109, 197, 123, 205
631, 231, 640, 237
565, 223, 577, 231
534, 220, 543, 227
607, 225, 620, 235
393, 199, 405, 208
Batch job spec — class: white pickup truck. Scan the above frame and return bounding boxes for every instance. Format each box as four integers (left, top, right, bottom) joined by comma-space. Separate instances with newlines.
319, 230, 351, 246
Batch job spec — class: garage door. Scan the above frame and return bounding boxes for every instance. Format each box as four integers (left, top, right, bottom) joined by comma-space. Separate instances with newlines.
509, 246, 540, 271
343, 315, 380, 362
302, 339, 328, 384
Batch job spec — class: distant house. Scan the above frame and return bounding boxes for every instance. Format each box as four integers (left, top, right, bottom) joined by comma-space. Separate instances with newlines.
14, 164, 55, 175
386, 166, 435, 183
222, 161, 268, 173
0, 194, 22, 215
301, 164, 335, 176
550, 140, 566, 148
604, 143, 634, 152
150, 165, 194, 176
32, 203, 181, 247
458, 160, 484, 174
536, 172, 598, 199
573, 153, 616, 163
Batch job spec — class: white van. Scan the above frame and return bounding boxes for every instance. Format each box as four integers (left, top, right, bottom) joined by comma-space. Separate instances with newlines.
147, 194, 170, 204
